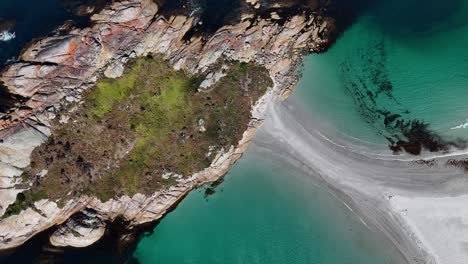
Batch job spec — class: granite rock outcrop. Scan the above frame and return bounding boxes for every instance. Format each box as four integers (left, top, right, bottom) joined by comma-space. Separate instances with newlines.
0, 0, 334, 249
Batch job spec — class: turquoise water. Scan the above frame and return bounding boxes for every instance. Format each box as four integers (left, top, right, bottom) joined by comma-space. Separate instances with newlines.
296, 0, 468, 152
131, 1, 468, 263
132, 150, 403, 264
131, 1, 468, 262
2, 0, 466, 262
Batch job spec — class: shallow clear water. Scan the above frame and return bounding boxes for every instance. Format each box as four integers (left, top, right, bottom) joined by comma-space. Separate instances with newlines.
131, 1, 468, 262
132, 150, 402, 264
1, 0, 466, 262
296, 0, 468, 149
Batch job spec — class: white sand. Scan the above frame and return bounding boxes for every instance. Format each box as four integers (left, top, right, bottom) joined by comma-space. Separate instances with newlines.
390, 195, 468, 264
251, 98, 468, 264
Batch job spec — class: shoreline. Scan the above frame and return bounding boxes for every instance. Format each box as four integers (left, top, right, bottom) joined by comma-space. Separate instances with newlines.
0, 181, 202, 261
1, 1, 456, 263
246, 144, 411, 263
0, 0, 335, 252
253, 95, 468, 264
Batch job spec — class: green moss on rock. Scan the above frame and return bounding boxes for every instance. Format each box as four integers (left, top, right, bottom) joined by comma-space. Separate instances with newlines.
2, 190, 47, 219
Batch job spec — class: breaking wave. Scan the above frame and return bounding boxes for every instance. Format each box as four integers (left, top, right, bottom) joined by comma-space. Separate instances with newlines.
0, 30, 15, 42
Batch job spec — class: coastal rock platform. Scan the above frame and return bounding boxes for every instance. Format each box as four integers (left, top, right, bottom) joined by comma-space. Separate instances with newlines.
0, 0, 334, 251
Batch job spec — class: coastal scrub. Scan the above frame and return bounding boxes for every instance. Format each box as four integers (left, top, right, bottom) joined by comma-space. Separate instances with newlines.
5, 56, 272, 211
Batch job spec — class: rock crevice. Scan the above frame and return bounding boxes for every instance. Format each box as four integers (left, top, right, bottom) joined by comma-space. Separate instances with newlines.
0, 0, 334, 250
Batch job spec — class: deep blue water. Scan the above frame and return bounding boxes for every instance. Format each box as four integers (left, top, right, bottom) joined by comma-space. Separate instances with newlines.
0, 0, 86, 66
3, 0, 463, 263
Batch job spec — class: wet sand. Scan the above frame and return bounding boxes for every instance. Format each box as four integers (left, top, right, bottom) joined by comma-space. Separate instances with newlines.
252, 96, 468, 264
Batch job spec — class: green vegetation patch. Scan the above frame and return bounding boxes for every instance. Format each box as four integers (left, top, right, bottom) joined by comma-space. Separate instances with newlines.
5, 56, 272, 210
2, 190, 47, 219
88, 63, 140, 118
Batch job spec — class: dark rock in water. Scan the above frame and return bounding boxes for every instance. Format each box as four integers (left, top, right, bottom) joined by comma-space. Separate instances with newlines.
210, 177, 224, 188
0, 215, 153, 263
158, 0, 335, 36
0, 0, 335, 254
204, 187, 216, 197
157, 0, 243, 33
204, 177, 225, 198
0, 0, 101, 66
338, 36, 467, 155
60, 0, 110, 17
387, 119, 466, 155
0, 83, 21, 116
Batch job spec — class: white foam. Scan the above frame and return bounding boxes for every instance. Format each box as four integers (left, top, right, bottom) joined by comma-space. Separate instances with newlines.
451, 119, 468, 129
0, 30, 15, 42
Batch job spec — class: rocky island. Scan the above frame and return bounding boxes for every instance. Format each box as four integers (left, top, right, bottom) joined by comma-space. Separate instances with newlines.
0, 0, 334, 250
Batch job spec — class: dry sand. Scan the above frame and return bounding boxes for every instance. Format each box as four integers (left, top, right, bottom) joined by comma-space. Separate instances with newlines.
251, 97, 468, 264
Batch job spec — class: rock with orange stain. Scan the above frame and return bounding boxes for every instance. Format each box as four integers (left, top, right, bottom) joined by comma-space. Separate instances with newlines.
0, 0, 333, 131
0, 0, 336, 250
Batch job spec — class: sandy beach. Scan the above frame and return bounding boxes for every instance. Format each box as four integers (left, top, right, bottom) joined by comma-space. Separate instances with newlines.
251, 96, 468, 264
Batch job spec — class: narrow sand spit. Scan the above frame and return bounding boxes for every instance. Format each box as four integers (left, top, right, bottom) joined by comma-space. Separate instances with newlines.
252, 97, 468, 264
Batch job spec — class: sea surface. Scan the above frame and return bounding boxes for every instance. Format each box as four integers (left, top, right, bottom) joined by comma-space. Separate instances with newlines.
297, 0, 468, 152
2, 0, 468, 263
131, 150, 403, 264
0, 0, 89, 66
131, 0, 468, 263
